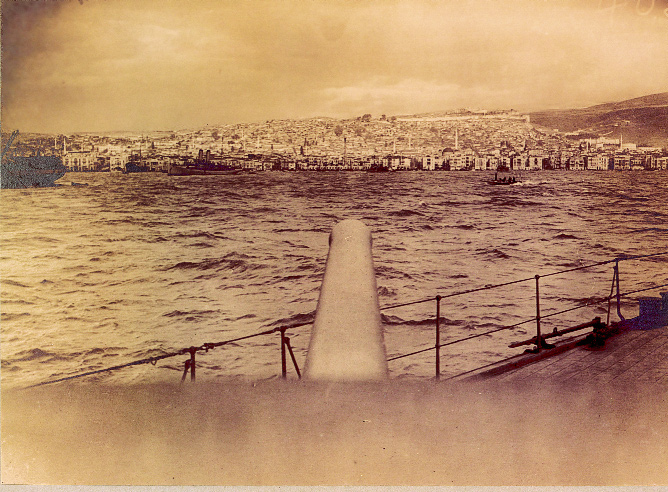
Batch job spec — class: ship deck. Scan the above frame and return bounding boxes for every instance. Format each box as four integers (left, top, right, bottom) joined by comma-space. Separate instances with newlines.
3, 322, 668, 486
461, 322, 668, 385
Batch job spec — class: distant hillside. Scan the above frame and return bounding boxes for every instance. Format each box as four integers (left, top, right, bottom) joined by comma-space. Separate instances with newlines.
529, 92, 668, 147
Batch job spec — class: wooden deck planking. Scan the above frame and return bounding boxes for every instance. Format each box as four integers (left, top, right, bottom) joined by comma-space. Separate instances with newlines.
583, 331, 668, 384
610, 332, 668, 384
493, 326, 668, 384
569, 332, 667, 384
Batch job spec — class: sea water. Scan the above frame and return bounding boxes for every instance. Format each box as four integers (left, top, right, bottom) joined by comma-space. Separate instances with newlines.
1, 170, 667, 388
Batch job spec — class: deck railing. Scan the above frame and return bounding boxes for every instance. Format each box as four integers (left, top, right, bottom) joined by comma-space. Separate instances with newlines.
23, 251, 668, 389
384, 251, 668, 378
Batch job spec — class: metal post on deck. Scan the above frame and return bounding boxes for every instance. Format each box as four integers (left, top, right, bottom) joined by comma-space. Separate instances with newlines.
284, 336, 302, 379
607, 266, 616, 326
435, 295, 441, 379
615, 259, 625, 321
188, 346, 197, 382
535, 275, 542, 352
280, 328, 287, 379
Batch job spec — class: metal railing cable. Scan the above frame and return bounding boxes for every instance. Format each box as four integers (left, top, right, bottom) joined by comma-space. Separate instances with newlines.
21, 251, 668, 389
381, 297, 434, 311
387, 317, 536, 362
380, 258, 623, 312
442, 281, 668, 382
539, 259, 615, 278
24, 351, 191, 389
540, 298, 610, 320
24, 321, 312, 389
388, 278, 668, 376
618, 281, 668, 298
385, 252, 668, 378
616, 251, 668, 262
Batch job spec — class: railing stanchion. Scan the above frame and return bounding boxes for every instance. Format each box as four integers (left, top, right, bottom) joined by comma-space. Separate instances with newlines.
535, 275, 541, 352
435, 295, 442, 379
280, 328, 287, 379
607, 263, 618, 326
615, 259, 625, 321
285, 336, 301, 379
189, 346, 197, 382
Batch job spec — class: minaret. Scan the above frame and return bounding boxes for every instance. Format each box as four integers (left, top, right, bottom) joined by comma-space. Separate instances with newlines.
620, 133, 623, 150
393, 138, 396, 154
343, 137, 347, 165
455, 127, 459, 150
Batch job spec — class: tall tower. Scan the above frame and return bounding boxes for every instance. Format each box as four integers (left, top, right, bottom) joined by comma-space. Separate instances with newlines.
343, 137, 347, 165
455, 128, 459, 150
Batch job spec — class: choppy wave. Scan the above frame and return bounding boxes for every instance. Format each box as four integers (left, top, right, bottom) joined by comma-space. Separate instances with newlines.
388, 209, 424, 217
166, 253, 263, 273
2, 170, 667, 388
381, 313, 464, 326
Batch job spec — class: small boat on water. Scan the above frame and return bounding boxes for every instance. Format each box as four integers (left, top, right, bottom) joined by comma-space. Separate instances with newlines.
168, 162, 243, 176
168, 148, 244, 176
488, 171, 520, 185
1, 131, 66, 189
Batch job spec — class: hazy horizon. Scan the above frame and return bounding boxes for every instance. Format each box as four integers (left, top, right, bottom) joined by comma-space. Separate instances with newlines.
2, 0, 668, 134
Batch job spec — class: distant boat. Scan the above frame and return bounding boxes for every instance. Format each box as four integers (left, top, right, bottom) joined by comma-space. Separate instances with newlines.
168, 162, 242, 176
367, 165, 390, 173
1, 131, 67, 189
125, 162, 145, 173
488, 171, 520, 186
1, 155, 67, 188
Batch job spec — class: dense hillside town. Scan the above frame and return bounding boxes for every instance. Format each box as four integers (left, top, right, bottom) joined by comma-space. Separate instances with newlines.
3, 109, 668, 173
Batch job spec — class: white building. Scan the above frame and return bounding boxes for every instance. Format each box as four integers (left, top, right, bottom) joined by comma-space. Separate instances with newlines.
63, 151, 98, 171
587, 154, 609, 170
450, 150, 476, 170
421, 155, 440, 171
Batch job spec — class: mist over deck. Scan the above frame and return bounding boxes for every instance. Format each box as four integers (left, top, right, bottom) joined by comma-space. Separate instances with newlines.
3, 294, 667, 485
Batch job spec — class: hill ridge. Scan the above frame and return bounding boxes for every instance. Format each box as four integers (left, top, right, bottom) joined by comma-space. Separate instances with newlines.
529, 92, 668, 147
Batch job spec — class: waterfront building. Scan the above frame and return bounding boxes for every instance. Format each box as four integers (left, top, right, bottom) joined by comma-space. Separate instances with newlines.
144, 157, 170, 172
569, 155, 586, 170
527, 150, 548, 170
474, 156, 490, 171
630, 156, 646, 170
499, 155, 512, 171
109, 153, 129, 171
450, 150, 476, 170
585, 153, 610, 170
512, 154, 527, 171
63, 150, 99, 171
421, 155, 440, 171
613, 154, 631, 171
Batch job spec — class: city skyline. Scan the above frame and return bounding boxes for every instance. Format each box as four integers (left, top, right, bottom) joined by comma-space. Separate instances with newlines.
2, 0, 668, 134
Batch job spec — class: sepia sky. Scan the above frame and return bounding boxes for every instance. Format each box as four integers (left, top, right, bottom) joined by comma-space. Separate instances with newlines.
2, 0, 668, 134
